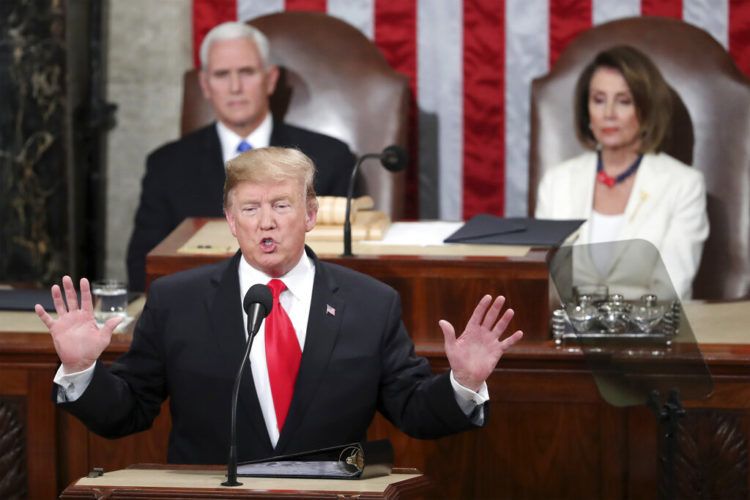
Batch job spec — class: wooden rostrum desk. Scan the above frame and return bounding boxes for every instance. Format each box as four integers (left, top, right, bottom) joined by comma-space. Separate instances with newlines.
2, 218, 748, 499
60, 464, 431, 499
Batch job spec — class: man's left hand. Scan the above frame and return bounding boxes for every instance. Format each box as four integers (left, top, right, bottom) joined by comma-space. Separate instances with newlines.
439, 295, 523, 392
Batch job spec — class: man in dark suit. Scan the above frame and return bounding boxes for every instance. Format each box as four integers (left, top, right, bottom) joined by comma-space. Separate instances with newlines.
36, 147, 523, 464
126, 21, 354, 291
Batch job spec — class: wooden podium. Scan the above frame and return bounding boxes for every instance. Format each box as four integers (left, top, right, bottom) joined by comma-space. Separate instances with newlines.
60, 464, 430, 499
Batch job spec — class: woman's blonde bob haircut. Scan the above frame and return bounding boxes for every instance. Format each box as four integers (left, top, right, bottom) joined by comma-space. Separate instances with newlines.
574, 45, 673, 153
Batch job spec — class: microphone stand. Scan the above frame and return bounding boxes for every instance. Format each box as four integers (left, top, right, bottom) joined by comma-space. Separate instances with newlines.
343, 153, 380, 257
222, 305, 266, 487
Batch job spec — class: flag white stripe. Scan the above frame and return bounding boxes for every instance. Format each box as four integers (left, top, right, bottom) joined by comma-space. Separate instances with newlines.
237, 0, 283, 23
327, 0, 375, 40
592, 0, 640, 25
418, 0, 464, 220
684, 0, 728, 48
504, 0, 549, 216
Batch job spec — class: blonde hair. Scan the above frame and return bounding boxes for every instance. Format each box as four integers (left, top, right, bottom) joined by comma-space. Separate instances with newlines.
223, 147, 318, 211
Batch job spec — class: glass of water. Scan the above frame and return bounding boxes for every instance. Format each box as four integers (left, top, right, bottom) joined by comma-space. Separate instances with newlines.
91, 280, 128, 323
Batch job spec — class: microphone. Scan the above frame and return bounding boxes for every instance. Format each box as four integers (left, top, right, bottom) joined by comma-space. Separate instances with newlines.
379, 145, 408, 172
222, 284, 273, 487
343, 145, 407, 257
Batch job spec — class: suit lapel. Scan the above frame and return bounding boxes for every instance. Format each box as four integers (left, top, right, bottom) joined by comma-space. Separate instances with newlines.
274, 248, 346, 453
208, 251, 273, 453
269, 121, 288, 147
571, 157, 600, 282
603, 154, 657, 270
573, 153, 597, 244
198, 123, 226, 193
619, 154, 657, 240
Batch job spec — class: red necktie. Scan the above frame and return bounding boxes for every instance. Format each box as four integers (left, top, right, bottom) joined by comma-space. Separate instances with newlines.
265, 279, 301, 431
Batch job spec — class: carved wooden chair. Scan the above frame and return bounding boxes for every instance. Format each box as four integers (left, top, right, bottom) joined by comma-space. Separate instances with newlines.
181, 11, 409, 219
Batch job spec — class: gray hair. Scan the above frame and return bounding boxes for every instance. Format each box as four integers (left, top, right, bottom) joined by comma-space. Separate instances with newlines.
199, 22, 272, 69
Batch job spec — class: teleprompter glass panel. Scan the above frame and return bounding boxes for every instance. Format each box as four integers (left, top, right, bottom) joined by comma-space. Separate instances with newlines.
547, 240, 712, 407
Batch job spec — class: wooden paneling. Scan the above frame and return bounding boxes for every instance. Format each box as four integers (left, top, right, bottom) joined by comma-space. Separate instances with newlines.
0, 395, 27, 499
0, 366, 59, 499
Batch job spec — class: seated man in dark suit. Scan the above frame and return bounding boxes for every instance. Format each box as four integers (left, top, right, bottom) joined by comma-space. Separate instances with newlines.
126, 22, 355, 291
36, 147, 523, 464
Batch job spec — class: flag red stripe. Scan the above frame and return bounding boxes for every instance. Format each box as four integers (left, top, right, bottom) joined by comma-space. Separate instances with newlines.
285, 0, 326, 11
192, 0, 238, 68
641, 0, 682, 18
462, 0, 505, 217
729, 0, 750, 78
374, 0, 419, 219
549, 0, 591, 68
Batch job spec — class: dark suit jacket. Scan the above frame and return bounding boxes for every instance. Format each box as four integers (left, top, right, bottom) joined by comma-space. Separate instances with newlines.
59, 249, 481, 464
126, 122, 355, 291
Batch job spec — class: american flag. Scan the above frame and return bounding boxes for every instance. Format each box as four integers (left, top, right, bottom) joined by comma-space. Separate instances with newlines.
193, 0, 750, 220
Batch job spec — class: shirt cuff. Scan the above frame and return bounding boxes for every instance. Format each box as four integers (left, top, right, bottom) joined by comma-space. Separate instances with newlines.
450, 371, 489, 424
54, 363, 95, 403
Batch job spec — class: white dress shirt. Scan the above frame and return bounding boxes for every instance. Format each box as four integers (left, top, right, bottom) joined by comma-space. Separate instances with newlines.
216, 113, 273, 164
238, 251, 315, 447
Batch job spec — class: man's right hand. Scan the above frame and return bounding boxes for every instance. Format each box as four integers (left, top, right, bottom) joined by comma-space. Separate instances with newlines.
35, 276, 122, 374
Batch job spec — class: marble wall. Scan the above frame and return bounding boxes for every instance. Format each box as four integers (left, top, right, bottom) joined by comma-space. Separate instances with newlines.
0, 0, 70, 283
103, 0, 192, 281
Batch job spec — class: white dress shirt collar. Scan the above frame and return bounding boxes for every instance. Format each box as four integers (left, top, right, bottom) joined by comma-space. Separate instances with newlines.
237, 249, 314, 308
216, 113, 274, 164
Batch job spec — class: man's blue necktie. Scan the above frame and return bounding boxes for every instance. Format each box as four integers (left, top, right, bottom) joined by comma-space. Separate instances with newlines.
236, 140, 252, 153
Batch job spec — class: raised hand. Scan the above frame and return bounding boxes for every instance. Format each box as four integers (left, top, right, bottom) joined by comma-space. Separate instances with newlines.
35, 276, 122, 374
439, 295, 523, 392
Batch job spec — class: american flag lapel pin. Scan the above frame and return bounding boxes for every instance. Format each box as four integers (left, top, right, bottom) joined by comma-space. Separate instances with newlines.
326, 304, 336, 316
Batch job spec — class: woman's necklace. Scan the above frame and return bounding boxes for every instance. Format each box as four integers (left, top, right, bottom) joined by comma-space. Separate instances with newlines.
596, 151, 643, 187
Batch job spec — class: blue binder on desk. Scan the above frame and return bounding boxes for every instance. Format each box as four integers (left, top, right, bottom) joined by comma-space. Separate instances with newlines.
444, 214, 584, 247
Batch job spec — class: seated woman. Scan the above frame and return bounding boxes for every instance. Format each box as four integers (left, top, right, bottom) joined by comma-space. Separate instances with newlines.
535, 45, 709, 300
